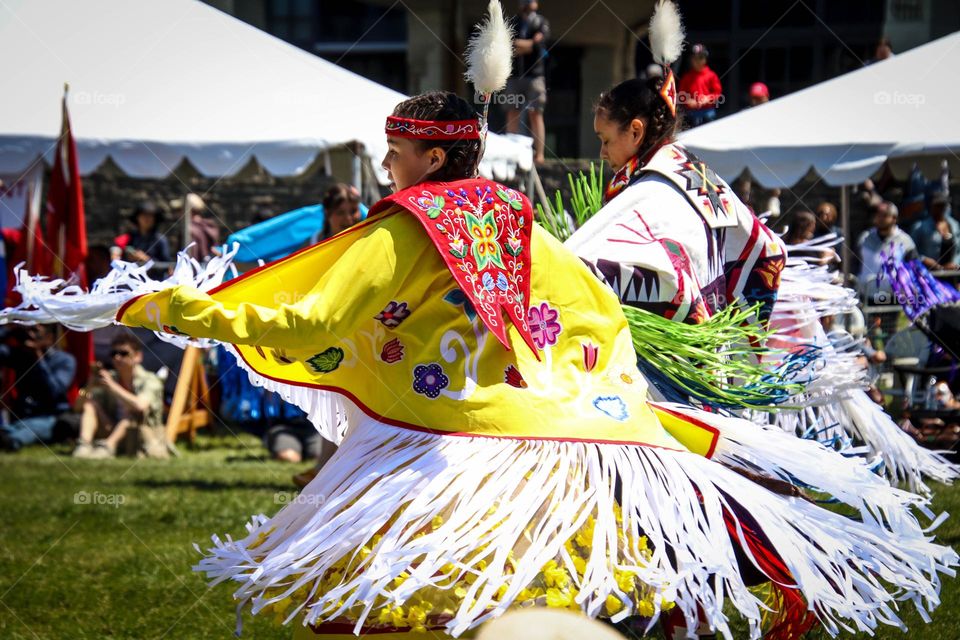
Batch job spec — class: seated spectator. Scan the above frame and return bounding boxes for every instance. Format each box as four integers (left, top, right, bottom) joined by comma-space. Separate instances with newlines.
73, 330, 167, 459
909, 190, 959, 271
857, 201, 918, 303
113, 201, 172, 275
0, 324, 76, 452
264, 411, 336, 465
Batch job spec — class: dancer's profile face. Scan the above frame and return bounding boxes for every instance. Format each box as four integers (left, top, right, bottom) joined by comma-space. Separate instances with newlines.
594, 111, 645, 172
381, 136, 446, 192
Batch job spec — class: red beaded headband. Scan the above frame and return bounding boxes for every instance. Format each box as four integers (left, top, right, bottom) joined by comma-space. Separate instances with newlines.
385, 116, 482, 141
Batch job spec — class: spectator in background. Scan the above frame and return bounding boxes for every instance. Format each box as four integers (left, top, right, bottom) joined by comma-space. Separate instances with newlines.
857, 201, 918, 302
733, 175, 781, 220
113, 200, 172, 272
505, 0, 550, 164
678, 43, 722, 127
72, 330, 167, 459
813, 201, 842, 238
0, 324, 76, 452
265, 409, 337, 465
869, 36, 895, 64
172, 193, 221, 262
748, 82, 769, 107
910, 190, 959, 271
85, 243, 113, 283
785, 210, 837, 266
733, 176, 754, 214
858, 178, 883, 211
783, 211, 816, 246
900, 166, 927, 224
761, 187, 782, 219
308, 184, 362, 245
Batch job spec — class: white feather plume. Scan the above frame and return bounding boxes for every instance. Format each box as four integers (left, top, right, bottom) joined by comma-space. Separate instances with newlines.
464, 0, 514, 95
649, 0, 685, 66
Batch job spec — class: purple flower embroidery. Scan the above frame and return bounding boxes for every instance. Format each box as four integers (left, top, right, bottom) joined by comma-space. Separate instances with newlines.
527, 302, 562, 350
412, 363, 449, 399
375, 301, 411, 328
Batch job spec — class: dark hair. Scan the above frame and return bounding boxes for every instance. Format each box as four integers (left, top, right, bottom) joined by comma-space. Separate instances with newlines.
391, 91, 482, 182
129, 200, 164, 231
321, 183, 361, 238
784, 210, 816, 245
594, 77, 680, 161
110, 329, 143, 354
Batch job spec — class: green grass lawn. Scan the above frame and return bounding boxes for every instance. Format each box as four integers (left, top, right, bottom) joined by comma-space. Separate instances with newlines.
1, 432, 959, 639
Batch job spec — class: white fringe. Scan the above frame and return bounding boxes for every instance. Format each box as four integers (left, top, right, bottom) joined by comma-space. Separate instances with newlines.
0, 245, 237, 338
771, 258, 857, 335
840, 389, 958, 490
0, 246, 349, 444
759, 258, 959, 491
196, 405, 956, 639
661, 403, 942, 530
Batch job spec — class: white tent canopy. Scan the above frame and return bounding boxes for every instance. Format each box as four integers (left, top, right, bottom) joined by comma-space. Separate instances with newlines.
0, 0, 532, 183
679, 31, 960, 188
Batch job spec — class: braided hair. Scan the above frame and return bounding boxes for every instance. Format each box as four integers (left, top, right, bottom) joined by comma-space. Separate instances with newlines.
391, 91, 482, 182
594, 76, 681, 162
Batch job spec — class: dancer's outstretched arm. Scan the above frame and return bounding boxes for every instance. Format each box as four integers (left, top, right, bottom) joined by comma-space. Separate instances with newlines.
119, 226, 406, 350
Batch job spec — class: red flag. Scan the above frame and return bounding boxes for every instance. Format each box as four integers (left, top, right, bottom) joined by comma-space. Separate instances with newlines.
35, 86, 93, 388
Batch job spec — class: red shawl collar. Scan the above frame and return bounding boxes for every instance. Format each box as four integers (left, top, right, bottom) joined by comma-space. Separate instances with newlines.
369, 178, 539, 358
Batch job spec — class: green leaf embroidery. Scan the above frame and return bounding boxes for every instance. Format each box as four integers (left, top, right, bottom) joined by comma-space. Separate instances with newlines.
306, 347, 344, 373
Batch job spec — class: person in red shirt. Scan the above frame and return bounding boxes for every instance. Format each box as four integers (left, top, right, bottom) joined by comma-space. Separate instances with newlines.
678, 43, 722, 126
749, 81, 770, 106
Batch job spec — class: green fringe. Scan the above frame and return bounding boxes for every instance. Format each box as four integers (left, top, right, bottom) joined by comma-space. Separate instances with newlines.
534, 162, 605, 241
623, 304, 803, 409
537, 165, 799, 408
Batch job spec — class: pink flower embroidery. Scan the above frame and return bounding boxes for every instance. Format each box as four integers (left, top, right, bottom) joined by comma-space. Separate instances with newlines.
505, 234, 523, 258
527, 302, 562, 350
582, 343, 598, 372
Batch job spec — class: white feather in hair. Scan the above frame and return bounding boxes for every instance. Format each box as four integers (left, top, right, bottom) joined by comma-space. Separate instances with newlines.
649, 0, 685, 66
464, 0, 514, 96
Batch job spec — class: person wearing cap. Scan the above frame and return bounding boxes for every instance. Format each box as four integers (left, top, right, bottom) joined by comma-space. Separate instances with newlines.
677, 43, 722, 126
856, 201, 918, 302
748, 81, 769, 107
505, 0, 550, 164
910, 190, 959, 271
113, 200, 172, 267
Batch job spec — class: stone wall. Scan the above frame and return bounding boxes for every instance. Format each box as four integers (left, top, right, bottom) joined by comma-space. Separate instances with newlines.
81, 165, 341, 251
56, 158, 907, 257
